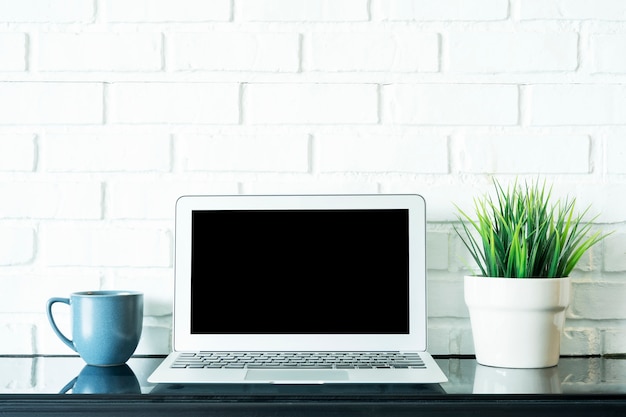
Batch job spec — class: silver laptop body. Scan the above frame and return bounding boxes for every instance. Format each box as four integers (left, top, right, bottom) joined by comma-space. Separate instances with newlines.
148, 194, 447, 384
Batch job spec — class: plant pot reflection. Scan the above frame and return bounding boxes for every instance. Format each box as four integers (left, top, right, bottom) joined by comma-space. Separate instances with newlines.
473, 363, 562, 394
60, 364, 141, 394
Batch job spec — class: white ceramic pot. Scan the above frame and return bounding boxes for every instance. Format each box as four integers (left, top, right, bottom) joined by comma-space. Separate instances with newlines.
464, 276, 571, 369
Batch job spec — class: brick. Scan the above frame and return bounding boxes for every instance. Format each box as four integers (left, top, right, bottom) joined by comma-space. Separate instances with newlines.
372, 0, 509, 21
603, 233, 626, 272
43, 134, 170, 172
316, 134, 448, 173
1, 274, 101, 313
427, 231, 449, 270
520, 0, 626, 20
108, 271, 173, 316
457, 135, 590, 173
530, 85, 626, 125
169, 32, 299, 72
236, 0, 368, 21
0, 356, 33, 391
306, 32, 439, 72
0, 83, 103, 125
0, 227, 34, 265
0, 0, 94, 22
604, 329, 626, 355
428, 278, 467, 318
245, 83, 378, 124
0, 322, 34, 354
448, 31, 577, 73
106, 180, 238, 219
562, 328, 602, 355
0, 135, 36, 171
0, 182, 101, 219
179, 134, 309, 172
38, 33, 162, 72
106, 0, 231, 22
0, 33, 26, 71
571, 282, 626, 320
108, 83, 239, 124
383, 84, 518, 125
606, 135, 626, 174
40, 223, 172, 267
245, 181, 378, 195
592, 34, 626, 73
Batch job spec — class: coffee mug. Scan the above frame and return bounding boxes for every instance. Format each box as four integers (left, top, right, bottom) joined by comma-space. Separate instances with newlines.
46, 291, 143, 366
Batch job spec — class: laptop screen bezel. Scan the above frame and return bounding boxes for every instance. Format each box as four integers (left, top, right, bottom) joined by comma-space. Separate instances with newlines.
172, 194, 428, 352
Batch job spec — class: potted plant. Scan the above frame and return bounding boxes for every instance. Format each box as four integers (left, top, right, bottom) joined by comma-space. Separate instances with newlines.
454, 178, 610, 368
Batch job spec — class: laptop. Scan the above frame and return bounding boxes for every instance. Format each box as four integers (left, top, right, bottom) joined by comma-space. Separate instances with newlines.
148, 194, 447, 384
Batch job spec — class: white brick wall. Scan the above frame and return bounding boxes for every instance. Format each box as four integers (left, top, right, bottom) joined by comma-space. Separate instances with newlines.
0, 0, 624, 357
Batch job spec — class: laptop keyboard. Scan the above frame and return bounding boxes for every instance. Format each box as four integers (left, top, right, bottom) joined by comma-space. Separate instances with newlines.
171, 352, 426, 370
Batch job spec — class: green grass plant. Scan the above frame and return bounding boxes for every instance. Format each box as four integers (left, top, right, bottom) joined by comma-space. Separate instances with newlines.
454, 178, 611, 278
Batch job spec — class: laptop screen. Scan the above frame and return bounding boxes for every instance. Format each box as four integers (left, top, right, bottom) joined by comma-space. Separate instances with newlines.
173, 194, 427, 353
190, 209, 410, 335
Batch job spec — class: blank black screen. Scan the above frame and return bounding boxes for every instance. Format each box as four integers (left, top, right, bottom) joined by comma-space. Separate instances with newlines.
190, 209, 410, 334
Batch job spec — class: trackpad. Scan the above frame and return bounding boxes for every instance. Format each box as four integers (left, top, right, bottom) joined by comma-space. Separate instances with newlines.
245, 369, 349, 383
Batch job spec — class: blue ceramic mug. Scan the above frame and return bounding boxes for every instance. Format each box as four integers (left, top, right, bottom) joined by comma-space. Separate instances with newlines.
46, 291, 143, 366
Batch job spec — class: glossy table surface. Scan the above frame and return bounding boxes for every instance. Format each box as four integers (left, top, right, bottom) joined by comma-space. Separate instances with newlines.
1, 355, 625, 416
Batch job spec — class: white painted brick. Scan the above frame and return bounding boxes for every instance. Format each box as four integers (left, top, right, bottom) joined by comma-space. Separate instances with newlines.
562, 328, 602, 355
571, 282, 626, 320
169, 32, 299, 72
242, 181, 378, 194
604, 329, 626, 354
0, 33, 26, 71
0, 83, 102, 125
236, 0, 368, 22
0, 135, 36, 171
427, 231, 449, 270
0, 322, 34, 354
0, 357, 33, 391
244, 181, 378, 195
316, 134, 448, 173
0, 226, 34, 265
108, 271, 173, 317
0, 0, 93, 22
43, 134, 170, 172
554, 183, 626, 224
0, 274, 101, 313
520, 0, 626, 20
372, 0, 509, 21
530, 85, 626, 126
135, 324, 171, 355
180, 134, 309, 172
428, 279, 467, 318
0, 182, 101, 219
383, 84, 518, 125
603, 233, 626, 272
606, 134, 626, 174
108, 83, 239, 124
106, 0, 231, 22
592, 34, 626, 73
456, 135, 590, 173
386, 182, 491, 222
106, 179, 238, 219
38, 33, 161, 72
245, 83, 378, 124
448, 31, 577, 73
41, 223, 172, 267
306, 32, 439, 72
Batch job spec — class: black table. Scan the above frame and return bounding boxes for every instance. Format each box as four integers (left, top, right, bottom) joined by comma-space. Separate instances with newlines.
1, 355, 624, 416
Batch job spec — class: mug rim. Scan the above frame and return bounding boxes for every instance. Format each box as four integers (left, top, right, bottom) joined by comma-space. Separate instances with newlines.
72, 290, 143, 297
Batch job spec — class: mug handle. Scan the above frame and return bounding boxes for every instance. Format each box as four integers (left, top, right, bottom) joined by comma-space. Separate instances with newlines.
46, 297, 77, 352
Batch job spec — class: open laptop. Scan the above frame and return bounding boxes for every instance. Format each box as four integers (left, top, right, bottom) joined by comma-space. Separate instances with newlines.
148, 194, 447, 384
